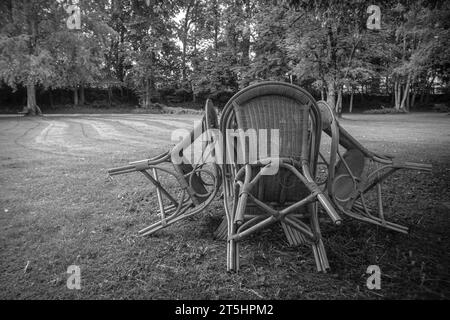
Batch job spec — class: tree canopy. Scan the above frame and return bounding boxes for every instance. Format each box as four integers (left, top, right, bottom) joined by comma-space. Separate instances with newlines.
0, 0, 449, 114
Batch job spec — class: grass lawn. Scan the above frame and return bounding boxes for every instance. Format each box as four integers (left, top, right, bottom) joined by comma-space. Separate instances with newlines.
0, 112, 449, 299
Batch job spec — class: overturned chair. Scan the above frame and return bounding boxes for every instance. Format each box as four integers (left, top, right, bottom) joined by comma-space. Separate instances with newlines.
215, 82, 342, 272
107, 100, 221, 236
316, 100, 432, 233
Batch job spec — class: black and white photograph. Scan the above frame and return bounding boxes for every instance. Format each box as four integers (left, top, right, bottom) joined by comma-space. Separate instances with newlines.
0, 0, 449, 306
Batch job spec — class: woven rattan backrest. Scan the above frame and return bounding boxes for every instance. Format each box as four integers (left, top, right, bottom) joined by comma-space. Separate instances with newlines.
220, 82, 322, 203
221, 82, 321, 163
233, 95, 309, 159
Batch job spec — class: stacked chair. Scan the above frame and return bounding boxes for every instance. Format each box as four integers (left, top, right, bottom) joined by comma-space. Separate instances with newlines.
216, 82, 341, 272
315, 100, 432, 233
108, 82, 432, 273
108, 100, 221, 236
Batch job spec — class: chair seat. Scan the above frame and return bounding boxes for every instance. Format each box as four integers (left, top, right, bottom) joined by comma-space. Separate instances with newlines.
333, 149, 366, 205
248, 167, 311, 203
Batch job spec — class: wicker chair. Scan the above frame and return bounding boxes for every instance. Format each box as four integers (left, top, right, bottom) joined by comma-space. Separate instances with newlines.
107, 99, 221, 236
217, 82, 342, 272
316, 100, 432, 233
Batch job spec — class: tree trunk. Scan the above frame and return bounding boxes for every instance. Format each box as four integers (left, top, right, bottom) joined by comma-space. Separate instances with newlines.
349, 88, 354, 113
108, 86, 113, 107
394, 81, 401, 110
181, 2, 194, 83
25, 83, 42, 115
326, 81, 335, 110
424, 74, 435, 105
240, 2, 251, 88
79, 85, 85, 105
411, 90, 417, 109
394, 82, 397, 109
391, 85, 395, 105
400, 76, 411, 111
336, 88, 343, 117
385, 77, 389, 96
73, 87, 79, 106
213, 0, 219, 57
241, 0, 251, 64
142, 79, 150, 108
181, 35, 187, 82
191, 82, 196, 103
406, 87, 410, 111
23, 3, 41, 116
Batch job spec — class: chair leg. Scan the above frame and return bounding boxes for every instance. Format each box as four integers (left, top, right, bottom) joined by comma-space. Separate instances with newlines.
309, 203, 330, 272
345, 206, 409, 233
228, 200, 245, 272
282, 220, 308, 246
227, 167, 252, 272
312, 238, 330, 272
349, 192, 409, 233
227, 223, 239, 272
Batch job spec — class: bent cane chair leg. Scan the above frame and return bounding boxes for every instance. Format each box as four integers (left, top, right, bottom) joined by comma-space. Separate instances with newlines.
282, 221, 308, 246
332, 150, 431, 234
107, 99, 221, 237
309, 203, 330, 271
317, 100, 432, 234
226, 160, 340, 272
227, 165, 251, 272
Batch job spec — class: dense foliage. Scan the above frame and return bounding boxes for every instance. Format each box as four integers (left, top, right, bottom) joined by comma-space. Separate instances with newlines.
0, 0, 449, 114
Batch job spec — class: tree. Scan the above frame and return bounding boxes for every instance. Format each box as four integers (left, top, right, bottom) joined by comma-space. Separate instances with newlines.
0, 0, 59, 115
285, 0, 372, 113
388, 1, 450, 110
48, 28, 105, 106
1, 0, 448, 112
243, 1, 290, 84
125, 0, 179, 107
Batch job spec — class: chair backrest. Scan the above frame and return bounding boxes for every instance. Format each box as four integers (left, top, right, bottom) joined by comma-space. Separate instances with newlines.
316, 100, 334, 130
171, 99, 220, 205
316, 100, 371, 206
220, 82, 322, 203
316, 100, 373, 157
221, 82, 322, 164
